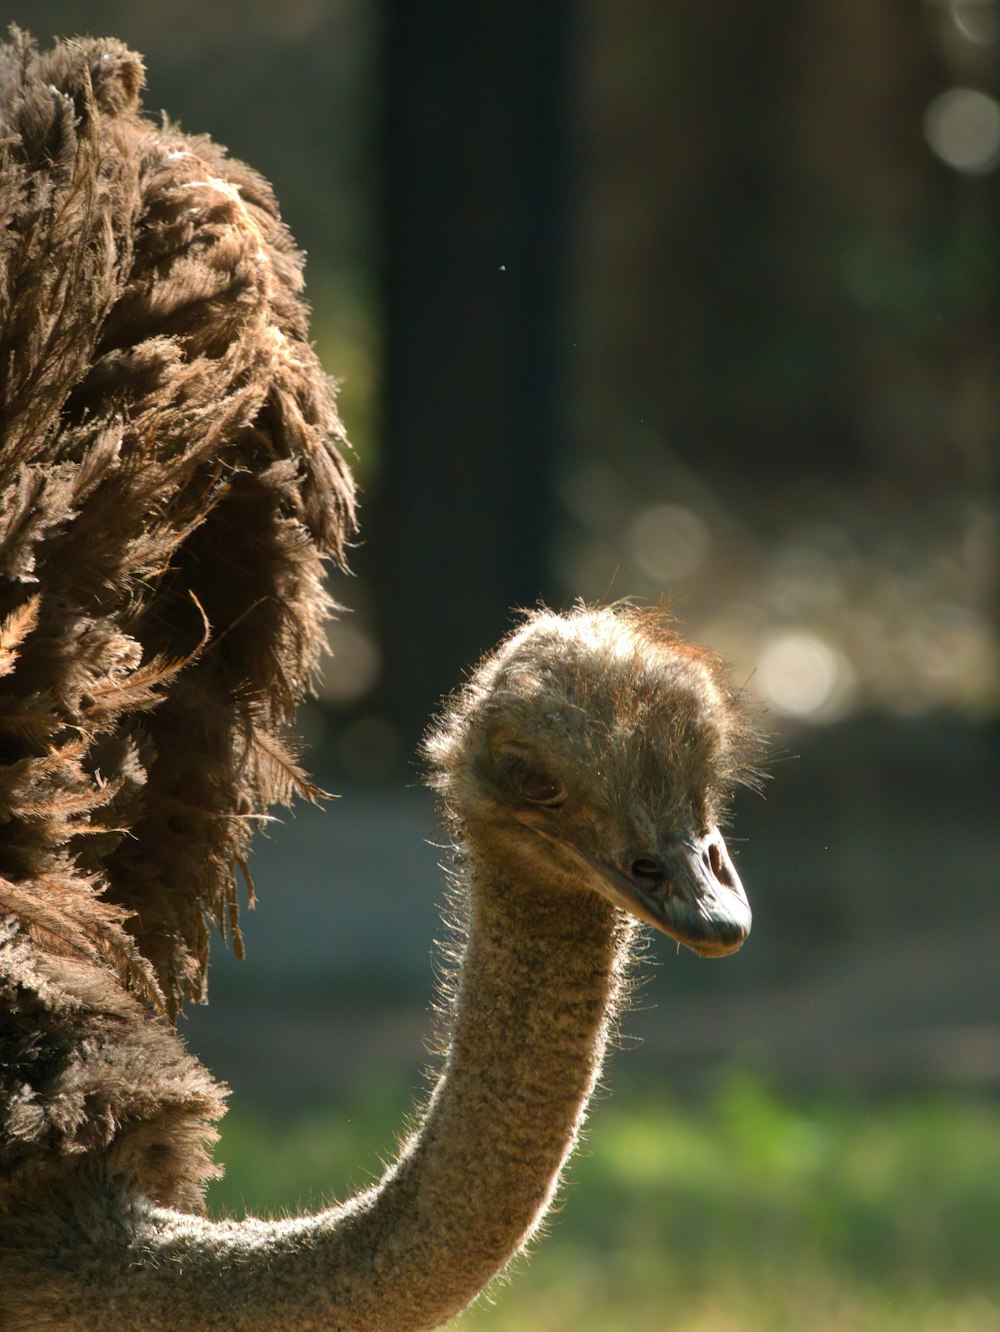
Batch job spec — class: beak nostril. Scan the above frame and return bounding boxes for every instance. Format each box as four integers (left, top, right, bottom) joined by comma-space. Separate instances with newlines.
708, 841, 735, 888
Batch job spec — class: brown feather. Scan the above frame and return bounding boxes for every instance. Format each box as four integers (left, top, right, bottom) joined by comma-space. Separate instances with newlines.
0, 30, 354, 1211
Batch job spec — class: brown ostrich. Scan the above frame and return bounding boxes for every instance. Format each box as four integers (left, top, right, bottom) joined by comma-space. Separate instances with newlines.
0, 34, 759, 1331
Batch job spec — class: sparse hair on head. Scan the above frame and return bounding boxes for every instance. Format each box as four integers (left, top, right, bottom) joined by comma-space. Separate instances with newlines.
424, 602, 762, 829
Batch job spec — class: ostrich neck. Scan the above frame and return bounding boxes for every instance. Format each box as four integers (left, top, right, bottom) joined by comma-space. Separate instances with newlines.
43, 852, 634, 1331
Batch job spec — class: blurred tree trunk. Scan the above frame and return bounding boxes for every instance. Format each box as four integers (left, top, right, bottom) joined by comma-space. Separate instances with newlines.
370, 0, 575, 742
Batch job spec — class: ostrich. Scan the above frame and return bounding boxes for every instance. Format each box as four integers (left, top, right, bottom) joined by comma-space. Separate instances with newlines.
0, 34, 760, 1332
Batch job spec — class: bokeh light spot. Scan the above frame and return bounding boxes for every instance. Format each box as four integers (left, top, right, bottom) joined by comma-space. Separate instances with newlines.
950, 1, 1000, 47
319, 621, 381, 703
924, 87, 1000, 175
628, 503, 709, 583
756, 631, 848, 720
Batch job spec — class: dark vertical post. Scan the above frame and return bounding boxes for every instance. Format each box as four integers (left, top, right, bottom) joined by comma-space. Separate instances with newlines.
371, 1, 575, 743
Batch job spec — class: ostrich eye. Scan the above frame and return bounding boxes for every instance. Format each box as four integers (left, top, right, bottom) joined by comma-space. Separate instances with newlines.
495, 744, 566, 807
509, 764, 565, 806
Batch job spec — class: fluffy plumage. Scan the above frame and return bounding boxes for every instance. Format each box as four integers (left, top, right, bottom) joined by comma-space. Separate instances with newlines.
0, 31, 353, 1211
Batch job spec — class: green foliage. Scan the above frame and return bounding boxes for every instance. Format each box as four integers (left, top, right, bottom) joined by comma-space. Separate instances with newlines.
208, 1074, 1000, 1330
206, 1079, 409, 1218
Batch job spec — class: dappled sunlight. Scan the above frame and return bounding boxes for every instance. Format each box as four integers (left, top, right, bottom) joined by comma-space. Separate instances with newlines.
554, 451, 999, 729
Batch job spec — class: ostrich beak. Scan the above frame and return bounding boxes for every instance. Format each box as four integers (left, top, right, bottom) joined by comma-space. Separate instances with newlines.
610, 827, 751, 957
540, 825, 751, 958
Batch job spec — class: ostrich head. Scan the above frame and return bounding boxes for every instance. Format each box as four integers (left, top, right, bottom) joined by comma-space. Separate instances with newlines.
425, 605, 760, 957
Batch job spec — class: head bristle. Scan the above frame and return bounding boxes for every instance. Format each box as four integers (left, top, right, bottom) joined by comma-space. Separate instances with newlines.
424, 603, 762, 829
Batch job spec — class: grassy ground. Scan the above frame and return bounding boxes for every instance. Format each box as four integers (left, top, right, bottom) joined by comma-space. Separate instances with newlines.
207, 1075, 1000, 1331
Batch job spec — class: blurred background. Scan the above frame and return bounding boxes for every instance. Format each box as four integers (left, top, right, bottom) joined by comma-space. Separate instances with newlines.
13, 3, 1000, 1328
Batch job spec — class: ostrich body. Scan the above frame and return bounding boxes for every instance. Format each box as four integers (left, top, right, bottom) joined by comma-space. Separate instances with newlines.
0, 35, 758, 1332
